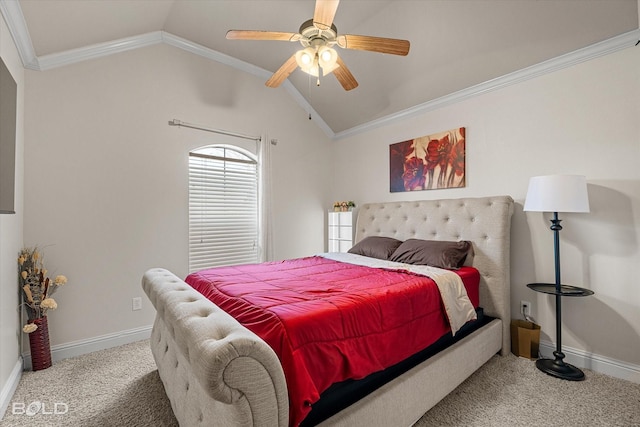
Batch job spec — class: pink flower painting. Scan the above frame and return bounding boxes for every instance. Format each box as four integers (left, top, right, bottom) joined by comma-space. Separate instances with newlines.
389, 127, 466, 192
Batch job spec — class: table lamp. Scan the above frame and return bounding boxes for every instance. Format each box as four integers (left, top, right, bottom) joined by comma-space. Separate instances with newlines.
524, 174, 591, 380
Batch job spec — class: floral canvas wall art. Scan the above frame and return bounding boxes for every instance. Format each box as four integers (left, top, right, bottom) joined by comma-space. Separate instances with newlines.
390, 127, 466, 192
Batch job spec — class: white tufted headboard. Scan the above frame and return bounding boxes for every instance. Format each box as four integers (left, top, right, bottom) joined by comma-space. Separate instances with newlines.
354, 195, 514, 355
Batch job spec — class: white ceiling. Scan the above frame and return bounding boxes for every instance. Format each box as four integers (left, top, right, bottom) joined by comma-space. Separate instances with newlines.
8, 0, 640, 137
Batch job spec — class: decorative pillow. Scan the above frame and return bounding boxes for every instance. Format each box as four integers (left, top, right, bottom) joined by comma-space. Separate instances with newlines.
348, 236, 403, 260
389, 239, 474, 270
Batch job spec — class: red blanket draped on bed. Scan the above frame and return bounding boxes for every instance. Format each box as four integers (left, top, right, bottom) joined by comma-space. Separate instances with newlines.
185, 256, 479, 426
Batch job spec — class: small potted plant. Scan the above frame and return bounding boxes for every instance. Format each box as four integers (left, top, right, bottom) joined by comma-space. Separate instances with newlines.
333, 201, 356, 211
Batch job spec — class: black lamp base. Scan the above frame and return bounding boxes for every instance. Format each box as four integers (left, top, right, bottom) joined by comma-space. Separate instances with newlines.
536, 357, 585, 381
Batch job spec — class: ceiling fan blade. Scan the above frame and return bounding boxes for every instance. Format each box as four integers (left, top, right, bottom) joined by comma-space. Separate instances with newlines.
333, 56, 358, 91
226, 30, 301, 42
265, 54, 298, 88
313, 0, 340, 30
337, 34, 410, 56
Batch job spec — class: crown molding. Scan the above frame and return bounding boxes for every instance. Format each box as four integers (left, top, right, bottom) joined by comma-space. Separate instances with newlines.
36, 31, 163, 70
0, 0, 38, 69
333, 28, 640, 140
0, 1, 333, 136
162, 32, 266, 80
161, 32, 333, 137
2, 0, 637, 140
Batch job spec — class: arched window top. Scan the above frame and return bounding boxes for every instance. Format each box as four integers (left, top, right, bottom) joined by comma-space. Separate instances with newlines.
188, 143, 259, 272
191, 144, 257, 164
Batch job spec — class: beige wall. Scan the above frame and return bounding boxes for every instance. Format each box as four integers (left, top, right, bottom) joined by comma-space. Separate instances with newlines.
23, 43, 331, 348
331, 46, 640, 371
0, 12, 24, 416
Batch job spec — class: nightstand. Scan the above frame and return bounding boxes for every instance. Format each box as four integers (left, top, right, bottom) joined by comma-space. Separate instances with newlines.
328, 211, 353, 252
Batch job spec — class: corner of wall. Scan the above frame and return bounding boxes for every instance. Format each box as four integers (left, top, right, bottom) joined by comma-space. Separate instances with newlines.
0, 8, 25, 419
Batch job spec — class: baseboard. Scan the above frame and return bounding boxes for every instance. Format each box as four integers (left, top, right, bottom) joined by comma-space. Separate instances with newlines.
0, 358, 23, 420
539, 340, 640, 384
22, 325, 152, 371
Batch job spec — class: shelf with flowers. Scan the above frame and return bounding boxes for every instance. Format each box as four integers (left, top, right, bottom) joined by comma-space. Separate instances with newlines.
333, 201, 356, 212
18, 247, 68, 371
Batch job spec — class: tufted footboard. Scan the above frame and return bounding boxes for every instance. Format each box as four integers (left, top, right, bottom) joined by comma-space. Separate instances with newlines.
142, 268, 289, 427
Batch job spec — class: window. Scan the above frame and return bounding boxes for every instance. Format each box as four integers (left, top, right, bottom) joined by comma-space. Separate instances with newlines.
189, 145, 258, 272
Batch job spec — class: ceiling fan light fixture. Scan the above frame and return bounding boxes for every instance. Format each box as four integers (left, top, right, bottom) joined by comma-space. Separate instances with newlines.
229, 0, 409, 90
295, 47, 317, 71
317, 46, 338, 74
298, 49, 313, 66
296, 46, 327, 77
319, 46, 333, 62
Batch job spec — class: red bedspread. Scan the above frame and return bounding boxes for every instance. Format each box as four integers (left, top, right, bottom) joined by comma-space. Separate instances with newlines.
185, 256, 479, 426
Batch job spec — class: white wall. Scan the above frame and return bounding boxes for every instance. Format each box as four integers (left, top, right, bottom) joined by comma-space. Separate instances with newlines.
0, 12, 24, 417
331, 46, 640, 371
23, 44, 331, 349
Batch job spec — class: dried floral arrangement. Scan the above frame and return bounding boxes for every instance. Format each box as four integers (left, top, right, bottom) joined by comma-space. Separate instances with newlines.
18, 247, 67, 334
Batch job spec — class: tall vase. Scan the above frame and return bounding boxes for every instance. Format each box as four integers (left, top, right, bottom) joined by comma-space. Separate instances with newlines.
28, 316, 52, 371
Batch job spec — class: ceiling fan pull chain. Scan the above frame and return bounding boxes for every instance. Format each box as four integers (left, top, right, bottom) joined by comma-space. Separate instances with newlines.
307, 73, 313, 120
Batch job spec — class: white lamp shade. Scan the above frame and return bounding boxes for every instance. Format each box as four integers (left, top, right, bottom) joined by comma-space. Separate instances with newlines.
524, 175, 590, 213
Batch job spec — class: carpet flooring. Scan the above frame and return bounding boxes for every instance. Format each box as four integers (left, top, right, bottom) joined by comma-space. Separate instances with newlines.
2, 339, 639, 426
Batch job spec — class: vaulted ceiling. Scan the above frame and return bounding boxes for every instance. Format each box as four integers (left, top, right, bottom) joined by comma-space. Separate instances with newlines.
4, 0, 640, 138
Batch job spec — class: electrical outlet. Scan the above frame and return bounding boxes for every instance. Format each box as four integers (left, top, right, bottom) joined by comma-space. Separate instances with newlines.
132, 297, 142, 311
520, 300, 531, 317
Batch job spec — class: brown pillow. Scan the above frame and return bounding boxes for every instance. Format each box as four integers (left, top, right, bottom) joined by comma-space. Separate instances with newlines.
348, 236, 403, 260
389, 239, 473, 270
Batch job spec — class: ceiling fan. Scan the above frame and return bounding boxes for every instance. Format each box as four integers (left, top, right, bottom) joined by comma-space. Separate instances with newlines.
226, 0, 410, 91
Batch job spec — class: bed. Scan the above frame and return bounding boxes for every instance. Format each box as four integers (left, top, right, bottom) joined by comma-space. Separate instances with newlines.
142, 195, 514, 426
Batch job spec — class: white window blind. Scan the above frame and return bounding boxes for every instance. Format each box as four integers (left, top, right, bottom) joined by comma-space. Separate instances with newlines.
189, 145, 258, 272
